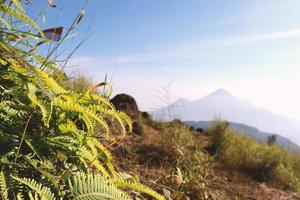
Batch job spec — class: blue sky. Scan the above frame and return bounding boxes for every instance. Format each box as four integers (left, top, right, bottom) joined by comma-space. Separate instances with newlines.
27, 0, 300, 120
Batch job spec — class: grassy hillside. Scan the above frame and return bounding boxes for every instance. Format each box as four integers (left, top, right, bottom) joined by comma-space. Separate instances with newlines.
205, 121, 300, 193
186, 120, 300, 152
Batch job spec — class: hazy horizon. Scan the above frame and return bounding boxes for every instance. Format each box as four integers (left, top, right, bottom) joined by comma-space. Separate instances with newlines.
28, 0, 300, 121
148, 87, 300, 123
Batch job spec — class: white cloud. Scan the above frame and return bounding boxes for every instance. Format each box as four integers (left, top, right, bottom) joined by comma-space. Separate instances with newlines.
68, 28, 300, 69
65, 56, 96, 68
185, 28, 300, 49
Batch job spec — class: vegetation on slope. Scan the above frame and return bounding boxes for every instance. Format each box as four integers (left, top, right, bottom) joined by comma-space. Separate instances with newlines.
206, 121, 300, 193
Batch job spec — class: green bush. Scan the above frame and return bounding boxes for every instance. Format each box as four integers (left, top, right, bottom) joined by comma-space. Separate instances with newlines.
207, 121, 300, 192
206, 121, 230, 154
221, 133, 286, 181
271, 163, 300, 192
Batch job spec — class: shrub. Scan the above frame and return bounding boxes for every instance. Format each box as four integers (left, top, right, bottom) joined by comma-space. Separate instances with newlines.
271, 163, 300, 192
206, 121, 230, 154
221, 133, 286, 181
207, 121, 300, 192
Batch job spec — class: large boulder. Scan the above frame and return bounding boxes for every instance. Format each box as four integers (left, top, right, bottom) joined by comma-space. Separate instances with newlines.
110, 94, 139, 117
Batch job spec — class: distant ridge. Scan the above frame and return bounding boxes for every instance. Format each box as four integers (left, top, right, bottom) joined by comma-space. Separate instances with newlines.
186, 120, 300, 153
151, 88, 300, 145
206, 88, 235, 97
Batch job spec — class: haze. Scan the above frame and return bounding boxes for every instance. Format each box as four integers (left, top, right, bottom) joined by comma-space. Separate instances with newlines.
28, 0, 300, 121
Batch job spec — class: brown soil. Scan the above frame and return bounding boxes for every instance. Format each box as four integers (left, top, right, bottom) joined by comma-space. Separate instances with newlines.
210, 163, 300, 200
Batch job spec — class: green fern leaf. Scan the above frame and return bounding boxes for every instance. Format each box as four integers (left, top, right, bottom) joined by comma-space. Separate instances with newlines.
33, 68, 66, 94
116, 179, 165, 200
0, 4, 43, 36
11, 176, 56, 200
0, 17, 12, 30
16, 193, 25, 200
89, 105, 127, 134
77, 147, 110, 177
27, 83, 53, 127
11, 0, 25, 12
53, 98, 110, 134
68, 173, 132, 200
0, 171, 9, 200
84, 93, 116, 110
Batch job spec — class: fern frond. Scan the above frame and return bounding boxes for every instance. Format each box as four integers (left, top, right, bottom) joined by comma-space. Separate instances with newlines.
0, 171, 9, 200
16, 193, 25, 200
116, 179, 165, 200
11, 176, 56, 200
11, 0, 25, 12
119, 111, 132, 132
33, 67, 66, 94
53, 98, 110, 134
0, 17, 12, 30
84, 93, 116, 110
0, 57, 9, 65
68, 173, 132, 200
81, 114, 95, 133
58, 120, 79, 134
28, 191, 39, 200
86, 138, 117, 176
48, 135, 80, 150
87, 104, 132, 135
89, 105, 128, 134
77, 147, 110, 177
0, 4, 43, 36
26, 158, 60, 189
91, 138, 112, 160
27, 83, 53, 127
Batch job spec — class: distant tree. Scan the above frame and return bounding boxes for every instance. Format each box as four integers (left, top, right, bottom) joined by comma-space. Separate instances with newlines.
267, 135, 277, 145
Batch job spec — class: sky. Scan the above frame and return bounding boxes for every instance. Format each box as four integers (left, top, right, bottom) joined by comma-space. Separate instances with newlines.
26, 0, 300, 121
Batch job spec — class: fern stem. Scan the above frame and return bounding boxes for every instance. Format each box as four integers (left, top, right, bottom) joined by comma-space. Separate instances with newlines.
14, 114, 32, 165
0, 1, 12, 19
86, 140, 116, 171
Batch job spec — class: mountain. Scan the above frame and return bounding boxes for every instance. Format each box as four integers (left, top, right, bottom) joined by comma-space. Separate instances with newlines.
152, 89, 300, 145
186, 120, 300, 152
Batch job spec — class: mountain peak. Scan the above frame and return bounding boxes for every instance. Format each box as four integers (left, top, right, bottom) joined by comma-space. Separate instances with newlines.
209, 88, 233, 97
